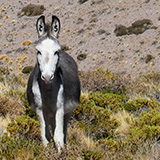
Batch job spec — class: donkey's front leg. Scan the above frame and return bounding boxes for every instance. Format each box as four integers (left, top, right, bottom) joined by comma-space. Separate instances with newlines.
54, 84, 64, 152
36, 107, 50, 147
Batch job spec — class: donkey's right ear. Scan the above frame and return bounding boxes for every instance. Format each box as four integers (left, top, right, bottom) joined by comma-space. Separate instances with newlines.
51, 16, 60, 38
36, 16, 46, 37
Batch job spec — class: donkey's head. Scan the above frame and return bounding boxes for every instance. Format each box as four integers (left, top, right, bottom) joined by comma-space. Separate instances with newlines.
36, 15, 61, 83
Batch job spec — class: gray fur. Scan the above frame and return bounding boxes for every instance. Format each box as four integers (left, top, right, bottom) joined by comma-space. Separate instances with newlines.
27, 15, 80, 151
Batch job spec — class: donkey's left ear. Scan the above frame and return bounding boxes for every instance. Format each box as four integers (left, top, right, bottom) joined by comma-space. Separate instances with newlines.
51, 16, 60, 38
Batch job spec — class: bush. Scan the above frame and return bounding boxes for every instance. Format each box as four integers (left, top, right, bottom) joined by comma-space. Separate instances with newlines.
79, 68, 126, 93
7, 116, 40, 141
73, 92, 119, 140
130, 109, 160, 141
0, 94, 24, 118
82, 150, 103, 160
22, 66, 34, 74
88, 91, 127, 111
18, 4, 45, 17
124, 98, 160, 112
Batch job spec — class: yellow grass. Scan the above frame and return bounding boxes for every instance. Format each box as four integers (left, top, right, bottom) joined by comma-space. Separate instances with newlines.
111, 109, 134, 136
68, 126, 99, 152
15, 149, 34, 160
0, 114, 11, 132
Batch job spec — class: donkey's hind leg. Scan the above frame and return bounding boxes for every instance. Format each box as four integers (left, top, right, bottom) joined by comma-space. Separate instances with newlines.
63, 112, 72, 144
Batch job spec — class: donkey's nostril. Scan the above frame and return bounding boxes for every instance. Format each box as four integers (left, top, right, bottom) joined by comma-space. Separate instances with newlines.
41, 75, 45, 81
50, 74, 54, 80
41, 74, 53, 82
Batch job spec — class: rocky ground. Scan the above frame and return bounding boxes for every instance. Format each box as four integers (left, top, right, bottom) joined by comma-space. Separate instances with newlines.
0, 0, 160, 78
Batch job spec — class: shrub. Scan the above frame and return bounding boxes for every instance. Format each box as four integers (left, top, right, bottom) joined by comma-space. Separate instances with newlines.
88, 91, 126, 111
79, 0, 89, 4
18, 4, 45, 17
114, 19, 155, 36
22, 66, 34, 74
0, 66, 9, 75
77, 53, 87, 61
0, 94, 24, 119
7, 116, 40, 141
0, 132, 43, 159
79, 68, 126, 93
72, 93, 119, 140
124, 98, 160, 112
130, 109, 160, 141
82, 150, 103, 160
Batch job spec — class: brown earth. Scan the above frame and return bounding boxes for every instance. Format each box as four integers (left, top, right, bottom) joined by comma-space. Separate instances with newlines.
0, 0, 160, 79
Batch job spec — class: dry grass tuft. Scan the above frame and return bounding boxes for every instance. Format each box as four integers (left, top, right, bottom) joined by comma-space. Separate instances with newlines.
0, 94, 25, 119
111, 110, 134, 136
15, 149, 34, 160
126, 72, 160, 100
0, 114, 11, 136
68, 125, 99, 152
22, 40, 32, 46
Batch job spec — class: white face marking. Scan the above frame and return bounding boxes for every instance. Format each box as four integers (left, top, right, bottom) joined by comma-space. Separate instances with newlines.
36, 38, 61, 81
54, 84, 64, 152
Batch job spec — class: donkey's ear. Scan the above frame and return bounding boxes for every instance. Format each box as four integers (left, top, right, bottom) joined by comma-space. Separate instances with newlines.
36, 15, 46, 37
51, 16, 60, 38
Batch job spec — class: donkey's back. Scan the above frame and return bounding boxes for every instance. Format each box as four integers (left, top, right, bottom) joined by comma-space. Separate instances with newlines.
58, 50, 80, 110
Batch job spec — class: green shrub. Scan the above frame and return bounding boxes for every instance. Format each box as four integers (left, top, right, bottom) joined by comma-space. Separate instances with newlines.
73, 93, 119, 140
7, 116, 40, 141
22, 66, 34, 74
0, 116, 42, 159
77, 53, 87, 61
82, 150, 103, 160
88, 91, 127, 111
124, 98, 159, 112
0, 132, 43, 159
130, 109, 160, 141
0, 66, 9, 75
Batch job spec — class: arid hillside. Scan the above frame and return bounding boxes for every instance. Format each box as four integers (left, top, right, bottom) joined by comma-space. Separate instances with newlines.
1, 1, 160, 159
0, 0, 160, 78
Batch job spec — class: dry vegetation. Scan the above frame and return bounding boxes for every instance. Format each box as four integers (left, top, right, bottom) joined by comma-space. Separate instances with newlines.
0, 66, 160, 159
0, 0, 160, 159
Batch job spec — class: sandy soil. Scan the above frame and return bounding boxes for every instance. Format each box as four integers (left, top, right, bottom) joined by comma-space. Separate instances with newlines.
0, 0, 160, 79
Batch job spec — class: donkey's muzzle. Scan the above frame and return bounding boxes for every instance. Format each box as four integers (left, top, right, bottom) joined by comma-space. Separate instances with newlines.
41, 74, 54, 83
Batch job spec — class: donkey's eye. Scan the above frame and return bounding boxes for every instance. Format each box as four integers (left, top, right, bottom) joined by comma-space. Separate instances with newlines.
37, 51, 41, 55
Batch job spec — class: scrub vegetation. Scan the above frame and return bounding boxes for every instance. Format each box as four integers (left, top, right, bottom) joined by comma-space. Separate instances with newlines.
0, 66, 160, 159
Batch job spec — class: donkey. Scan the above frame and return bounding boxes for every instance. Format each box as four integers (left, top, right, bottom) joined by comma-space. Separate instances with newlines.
27, 15, 80, 152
